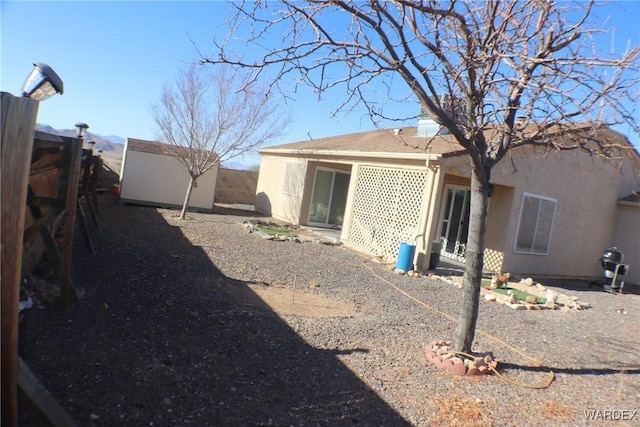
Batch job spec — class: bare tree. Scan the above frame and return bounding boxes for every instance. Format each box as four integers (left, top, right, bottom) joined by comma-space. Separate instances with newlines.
152, 63, 291, 219
209, 1, 639, 352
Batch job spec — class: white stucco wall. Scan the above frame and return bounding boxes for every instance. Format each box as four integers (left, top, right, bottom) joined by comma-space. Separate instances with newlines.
488, 148, 639, 279
258, 144, 639, 282
119, 149, 218, 211
613, 203, 640, 286
255, 154, 307, 223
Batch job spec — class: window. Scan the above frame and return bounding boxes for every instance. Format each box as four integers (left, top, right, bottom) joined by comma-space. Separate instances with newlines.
282, 162, 304, 195
514, 192, 557, 255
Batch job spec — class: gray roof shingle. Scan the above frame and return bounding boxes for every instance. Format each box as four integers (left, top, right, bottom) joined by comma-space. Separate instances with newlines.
261, 127, 466, 157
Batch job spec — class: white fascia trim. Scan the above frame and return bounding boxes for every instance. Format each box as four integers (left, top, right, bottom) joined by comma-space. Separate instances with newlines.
617, 200, 640, 208
259, 148, 442, 161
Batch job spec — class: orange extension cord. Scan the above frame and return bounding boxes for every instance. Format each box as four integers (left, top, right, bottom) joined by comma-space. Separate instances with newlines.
364, 262, 555, 389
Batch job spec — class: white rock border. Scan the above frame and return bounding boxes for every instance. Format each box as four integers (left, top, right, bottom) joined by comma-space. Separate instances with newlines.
436, 274, 591, 311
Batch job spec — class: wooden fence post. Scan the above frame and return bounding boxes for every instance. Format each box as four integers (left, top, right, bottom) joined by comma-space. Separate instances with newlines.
61, 138, 83, 310
1, 91, 39, 427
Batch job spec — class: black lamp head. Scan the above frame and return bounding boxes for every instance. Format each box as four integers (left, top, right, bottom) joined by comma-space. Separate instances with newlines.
21, 62, 64, 100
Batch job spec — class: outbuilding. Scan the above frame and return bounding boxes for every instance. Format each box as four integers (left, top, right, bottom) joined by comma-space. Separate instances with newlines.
118, 138, 219, 212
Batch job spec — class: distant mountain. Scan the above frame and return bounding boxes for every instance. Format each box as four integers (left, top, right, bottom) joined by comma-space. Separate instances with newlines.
102, 135, 126, 144
36, 124, 59, 134
221, 161, 254, 171
36, 123, 124, 154
35, 124, 254, 170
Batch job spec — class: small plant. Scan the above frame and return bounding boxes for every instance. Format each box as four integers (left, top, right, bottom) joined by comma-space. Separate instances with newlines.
256, 225, 296, 237
482, 285, 547, 304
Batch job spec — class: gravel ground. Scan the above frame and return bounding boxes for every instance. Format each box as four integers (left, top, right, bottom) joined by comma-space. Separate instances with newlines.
18, 195, 640, 426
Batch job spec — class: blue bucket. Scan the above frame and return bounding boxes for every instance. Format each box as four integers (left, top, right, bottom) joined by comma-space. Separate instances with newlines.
396, 242, 416, 272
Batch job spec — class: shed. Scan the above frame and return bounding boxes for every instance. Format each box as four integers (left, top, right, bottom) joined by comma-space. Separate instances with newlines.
118, 138, 219, 212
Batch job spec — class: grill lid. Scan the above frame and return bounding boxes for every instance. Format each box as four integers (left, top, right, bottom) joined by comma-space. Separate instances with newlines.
602, 247, 623, 264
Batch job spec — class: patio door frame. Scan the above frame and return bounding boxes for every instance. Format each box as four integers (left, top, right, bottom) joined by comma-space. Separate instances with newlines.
438, 185, 471, 263
307, 167, 350, 228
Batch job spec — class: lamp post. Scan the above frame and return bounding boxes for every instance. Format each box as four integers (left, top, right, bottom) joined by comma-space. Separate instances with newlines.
76, 123, 96, 151
75, 122, 89, 139
21, 62, 64, 101
76, 123, 93, 188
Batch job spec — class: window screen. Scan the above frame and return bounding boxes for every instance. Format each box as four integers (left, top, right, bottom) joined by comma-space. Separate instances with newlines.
514, 193, 556, 255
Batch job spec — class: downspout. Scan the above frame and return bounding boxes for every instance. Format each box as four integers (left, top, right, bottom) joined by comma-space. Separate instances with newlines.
425, 160, 444, 251
339, 162, 359, 244
413, 157, 441, 270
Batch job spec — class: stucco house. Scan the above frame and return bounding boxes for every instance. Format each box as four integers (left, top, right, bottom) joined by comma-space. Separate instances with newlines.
119, 138, 219, 212
255, 121, 640, 286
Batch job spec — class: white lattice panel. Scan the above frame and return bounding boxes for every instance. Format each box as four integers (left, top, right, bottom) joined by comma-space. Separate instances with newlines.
439, 246, 505, 272
483, 248, 505, 273
348, 166, 427, 259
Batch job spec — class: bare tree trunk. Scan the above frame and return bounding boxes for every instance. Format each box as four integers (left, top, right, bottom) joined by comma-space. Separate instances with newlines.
208, 0, 639, 357
179, 176, 196, 220
453, 167, 490, 353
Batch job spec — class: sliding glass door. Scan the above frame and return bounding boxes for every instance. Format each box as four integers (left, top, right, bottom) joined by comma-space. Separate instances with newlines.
439, 186, 471, 262
309, 169, 350, 227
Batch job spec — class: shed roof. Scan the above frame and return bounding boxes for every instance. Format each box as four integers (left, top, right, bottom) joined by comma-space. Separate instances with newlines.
126, 137, 220, 163
126, 138, 183, 156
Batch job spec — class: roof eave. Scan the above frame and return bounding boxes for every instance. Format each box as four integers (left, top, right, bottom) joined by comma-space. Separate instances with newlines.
618, 200, 640, 208
258, 148, 446, 161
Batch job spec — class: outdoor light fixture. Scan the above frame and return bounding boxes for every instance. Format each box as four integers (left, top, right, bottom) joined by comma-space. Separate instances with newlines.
75, 122, 89, 139
21, 62, 64, 100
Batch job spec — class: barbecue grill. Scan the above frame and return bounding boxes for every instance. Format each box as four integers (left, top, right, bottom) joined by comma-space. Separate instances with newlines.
590, 247, 629, 293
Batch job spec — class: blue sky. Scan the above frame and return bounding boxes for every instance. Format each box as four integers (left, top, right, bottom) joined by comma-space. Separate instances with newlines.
1, 1, 639, 165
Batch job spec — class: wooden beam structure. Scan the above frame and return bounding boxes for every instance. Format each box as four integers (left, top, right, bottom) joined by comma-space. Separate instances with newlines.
2, 94, 85, 426
60, 137, 83, 308
18, 357, 78, 427
1, 91, 39, 427
24, 132, 84, 308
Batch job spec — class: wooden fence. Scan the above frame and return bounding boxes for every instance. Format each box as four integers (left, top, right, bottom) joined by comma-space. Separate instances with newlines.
2, 92, 83, 426
215, 168, 258, 205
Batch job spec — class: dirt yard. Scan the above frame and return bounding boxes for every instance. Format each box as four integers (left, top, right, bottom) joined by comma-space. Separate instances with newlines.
17, 194, 640, 426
